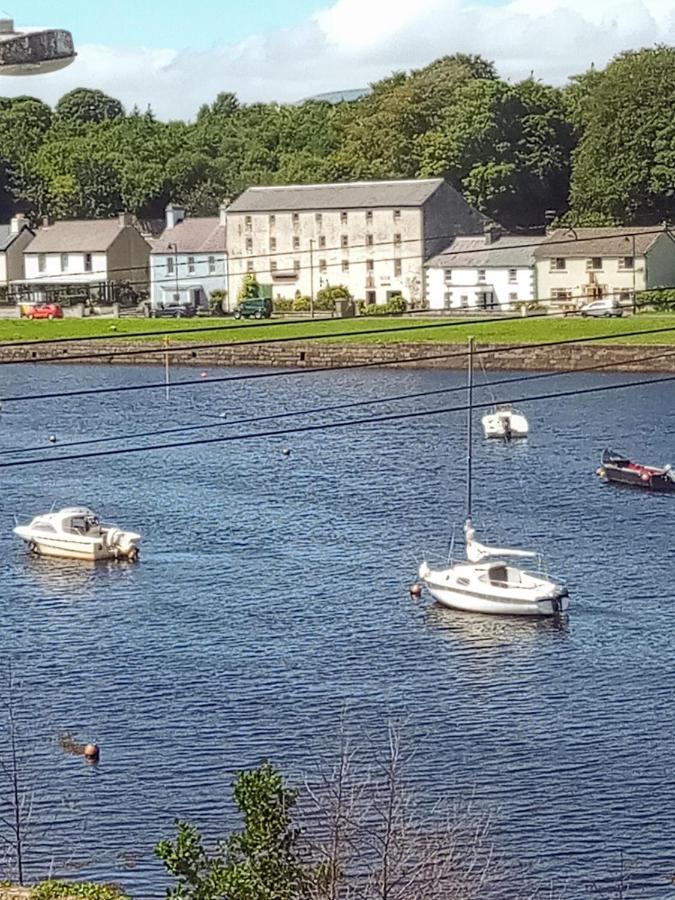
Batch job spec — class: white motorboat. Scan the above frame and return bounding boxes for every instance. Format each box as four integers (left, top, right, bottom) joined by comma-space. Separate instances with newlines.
14, 507, 140, 561
418, 339, 567, 617
481, 404, 529, 440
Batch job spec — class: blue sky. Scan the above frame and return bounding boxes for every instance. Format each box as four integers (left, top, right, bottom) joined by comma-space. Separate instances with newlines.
17, 0, 328, 49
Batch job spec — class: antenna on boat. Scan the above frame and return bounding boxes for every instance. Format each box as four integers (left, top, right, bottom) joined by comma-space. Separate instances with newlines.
466, 336, 474, 522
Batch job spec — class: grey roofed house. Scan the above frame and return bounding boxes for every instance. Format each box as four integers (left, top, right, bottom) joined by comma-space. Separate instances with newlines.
0, 223, 30, 251
227, 178, 460, 213
534, 226, 664, 259
151, 217, 226, 254
427, 233, 546, 269
27, 219, 139, 253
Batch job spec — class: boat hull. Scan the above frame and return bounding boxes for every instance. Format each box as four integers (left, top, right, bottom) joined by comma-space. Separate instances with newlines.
14, 529, 139, 561
599, 466, 675, 493
424, 580, 569, 616
482, 413, 529, 439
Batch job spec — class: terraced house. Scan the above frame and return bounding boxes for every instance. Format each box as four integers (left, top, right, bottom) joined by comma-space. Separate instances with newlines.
224, 179, 485, 307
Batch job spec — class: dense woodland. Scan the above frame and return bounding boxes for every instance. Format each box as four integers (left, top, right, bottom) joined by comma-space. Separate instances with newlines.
0, 46, 673, 231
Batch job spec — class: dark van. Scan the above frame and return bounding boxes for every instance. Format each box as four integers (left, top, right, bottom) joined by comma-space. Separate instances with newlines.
234, 297, 273, 319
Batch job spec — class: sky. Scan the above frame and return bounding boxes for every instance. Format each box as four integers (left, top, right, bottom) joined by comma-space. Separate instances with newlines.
2, 0, 675, 118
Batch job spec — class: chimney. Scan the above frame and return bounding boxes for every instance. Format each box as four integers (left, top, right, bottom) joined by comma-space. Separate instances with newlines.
42, 216, 51, 229
10, 212, 27, 235
166, 204, 186, 230
118, 211, 134, 228
219, 199, 230, 228
484, 223, 501, 245
544, 209, 557, 234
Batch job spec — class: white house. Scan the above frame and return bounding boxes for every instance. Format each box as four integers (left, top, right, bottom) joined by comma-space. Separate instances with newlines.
20, 213, 151, 302
224, 179, 485, 307
150, 204, 227, 310
0, 214, 34, 288
534, 226, 675, 310
426, 230, 544, 311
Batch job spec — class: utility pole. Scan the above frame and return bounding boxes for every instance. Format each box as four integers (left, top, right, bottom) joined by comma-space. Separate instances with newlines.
632, 232, 636, 315
309, 238, 315, 319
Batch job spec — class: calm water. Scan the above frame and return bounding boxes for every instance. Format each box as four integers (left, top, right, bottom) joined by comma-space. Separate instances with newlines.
0, 361, 673, 898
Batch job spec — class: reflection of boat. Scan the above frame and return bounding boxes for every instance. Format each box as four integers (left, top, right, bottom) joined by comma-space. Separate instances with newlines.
14, 507, 140, 561
418, 340, 568, 617
597, 449, 675, 493
0, 19, 76, 76
481, 404, 528, 440
426, 604, 568, 649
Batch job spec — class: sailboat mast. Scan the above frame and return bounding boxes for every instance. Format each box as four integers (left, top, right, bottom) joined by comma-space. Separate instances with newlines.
467, 337, 473, 521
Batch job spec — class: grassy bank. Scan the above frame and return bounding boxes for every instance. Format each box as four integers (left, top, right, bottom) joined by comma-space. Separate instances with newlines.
0, 314, 674, 346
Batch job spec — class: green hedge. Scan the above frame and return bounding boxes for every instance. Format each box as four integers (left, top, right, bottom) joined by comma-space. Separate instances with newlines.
636, 289, 675, 312
358, 295, 407, 316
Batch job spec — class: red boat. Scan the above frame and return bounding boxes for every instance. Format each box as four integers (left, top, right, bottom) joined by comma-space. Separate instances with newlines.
597, 449, 675, 493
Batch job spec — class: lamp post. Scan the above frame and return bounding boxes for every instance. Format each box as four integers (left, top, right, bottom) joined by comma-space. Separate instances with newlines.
309, 238, 315, 319
632, 233, 636, 315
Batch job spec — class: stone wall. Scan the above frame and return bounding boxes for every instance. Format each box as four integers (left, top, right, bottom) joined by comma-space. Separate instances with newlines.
1, 339, 674, 373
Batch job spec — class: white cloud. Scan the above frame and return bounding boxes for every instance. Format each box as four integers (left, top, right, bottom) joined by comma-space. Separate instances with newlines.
0, 0, 673, 118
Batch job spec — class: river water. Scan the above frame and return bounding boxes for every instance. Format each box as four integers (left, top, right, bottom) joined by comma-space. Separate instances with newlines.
0, 361, 673, 898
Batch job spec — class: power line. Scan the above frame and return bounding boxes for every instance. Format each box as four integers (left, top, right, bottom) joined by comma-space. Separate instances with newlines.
4, 344, 675, 458
1, 371, 672, 470
3, 318, 675, 405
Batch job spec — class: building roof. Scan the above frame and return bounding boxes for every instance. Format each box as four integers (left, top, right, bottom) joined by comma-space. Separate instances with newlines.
151, 217, 226, 254
0, 223, 32, 251
227, 179, 447, 213
27, 220, 136, 253
534, 227, 664, 259
427, 234, 545, 269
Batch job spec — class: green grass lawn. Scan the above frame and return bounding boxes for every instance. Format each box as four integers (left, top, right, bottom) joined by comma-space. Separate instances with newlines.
0, 313, 674, 346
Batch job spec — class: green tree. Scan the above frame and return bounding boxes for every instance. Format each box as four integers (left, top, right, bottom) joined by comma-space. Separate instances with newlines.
156, 763, 312, 900
56, 88, 125, 125
238, 272, 260, 301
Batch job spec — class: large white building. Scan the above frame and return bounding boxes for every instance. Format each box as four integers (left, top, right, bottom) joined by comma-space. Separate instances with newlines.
224, 179, 485, 306
426, 231, 544, 311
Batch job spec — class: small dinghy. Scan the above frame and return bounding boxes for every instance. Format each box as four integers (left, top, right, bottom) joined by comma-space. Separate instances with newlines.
14, 507, 141, 561
481, 404, 528, 440
597, 450, 675, 493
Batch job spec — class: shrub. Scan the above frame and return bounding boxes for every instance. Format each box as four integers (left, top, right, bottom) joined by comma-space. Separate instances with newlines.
237, 272, 260, 301
273, 298, 294, 312
292, 295, 311, 312
636, 288, 675, 312
209, 289, 227, 315
358, 295, 408, 316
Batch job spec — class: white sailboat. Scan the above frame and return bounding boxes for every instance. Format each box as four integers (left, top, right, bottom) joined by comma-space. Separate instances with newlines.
418, 340, 568, 617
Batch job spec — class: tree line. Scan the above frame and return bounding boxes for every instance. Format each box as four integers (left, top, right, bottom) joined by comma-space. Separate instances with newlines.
0, 46, 673, 232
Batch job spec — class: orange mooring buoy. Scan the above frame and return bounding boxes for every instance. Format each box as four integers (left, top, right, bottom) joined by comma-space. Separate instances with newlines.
409, 583, 423, 599
83, 743, 100, 762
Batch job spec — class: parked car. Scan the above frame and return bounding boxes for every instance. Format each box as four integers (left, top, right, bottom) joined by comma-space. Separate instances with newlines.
144, 302, 195, 319
234, 297, 273, 319
579, 298, 624, 318
24, 302, 63, 320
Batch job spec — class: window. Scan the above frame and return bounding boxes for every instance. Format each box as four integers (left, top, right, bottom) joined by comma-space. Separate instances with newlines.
393, 209, 401, 222
246, 261, 254, 273
270, 237, 277, 252
508, 268, 517, 283
292, 213, 300, 226
551, 288, 572, 301
60, 253, 69, 272
477, 269, 486, 283
245, 215, 252, 232
341, 235, 349, 249
366, 234, 374, 247
444, 269, 452, 283
315, 212, 322, 226
319, 259, 327, 274
366, 210, 373, 224
619, 256, 634, 270
342, 259, 349, 273
208, 256, 216, 274
319, 235, 326, 249
293, 259, 300, 272
293, 236, 300, 250
508, 292, 518, 302
269, 214, 275, 229
586, 257, 603, 271
394, 258, 402, 277
271, 261, 277, 272
84, 253, 92, 272
444, 291, 453, 309
366, 259, 374, 272
246, 239, 253, 254
551, 257, 566, 271
340, 211, 348, 225
166, 256, 174, 274
38, 253, 46, 273
188, 256, 195, 273
393, 233, 401, 246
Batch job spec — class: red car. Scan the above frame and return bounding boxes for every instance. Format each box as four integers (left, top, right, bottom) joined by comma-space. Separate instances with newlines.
25, 303, 63, 320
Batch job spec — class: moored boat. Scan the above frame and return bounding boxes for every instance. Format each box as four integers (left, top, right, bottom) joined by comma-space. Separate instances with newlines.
597, 450, 675, 493
481, 404, 529, 440
14, 507, 141, 561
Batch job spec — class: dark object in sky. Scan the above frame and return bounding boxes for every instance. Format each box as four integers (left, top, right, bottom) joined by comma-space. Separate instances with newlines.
0, 18, 76, 76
